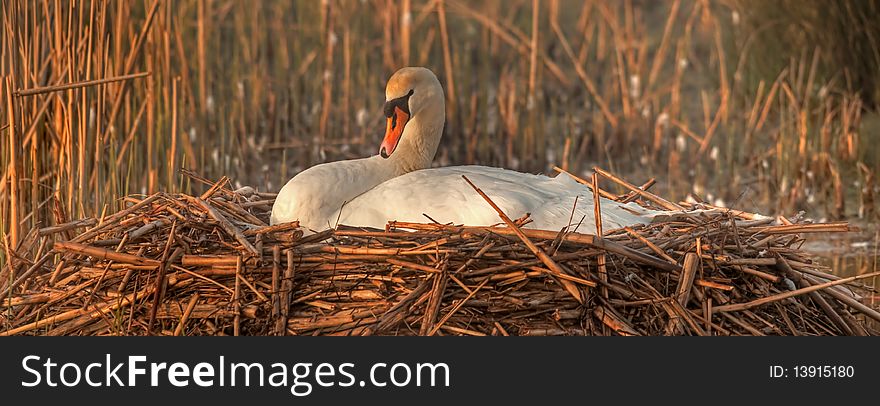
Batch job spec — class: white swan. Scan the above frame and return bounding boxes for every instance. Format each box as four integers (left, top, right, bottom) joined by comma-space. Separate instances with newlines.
271, 67, 660, 232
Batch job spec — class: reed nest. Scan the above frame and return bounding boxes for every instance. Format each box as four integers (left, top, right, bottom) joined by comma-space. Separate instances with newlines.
2, 171, 878, 336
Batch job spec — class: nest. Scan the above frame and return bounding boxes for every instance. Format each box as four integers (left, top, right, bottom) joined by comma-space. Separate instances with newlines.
2, 171, 878, 336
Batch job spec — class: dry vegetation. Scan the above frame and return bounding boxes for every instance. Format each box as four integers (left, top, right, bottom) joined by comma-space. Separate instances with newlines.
2, 172, 877, 336
1, 0, 880, 334
2, 0, 879, 251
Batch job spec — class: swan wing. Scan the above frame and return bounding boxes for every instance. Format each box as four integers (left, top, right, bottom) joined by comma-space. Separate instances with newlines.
337, 166, 658, 231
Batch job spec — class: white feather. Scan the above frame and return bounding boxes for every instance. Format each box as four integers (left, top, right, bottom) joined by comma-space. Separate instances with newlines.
337, 165, 658, 231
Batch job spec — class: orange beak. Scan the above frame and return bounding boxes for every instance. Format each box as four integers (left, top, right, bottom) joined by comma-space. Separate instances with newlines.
380, 106, 410, 158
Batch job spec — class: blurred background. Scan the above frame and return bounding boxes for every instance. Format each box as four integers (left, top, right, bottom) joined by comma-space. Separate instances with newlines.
1, 0, 879, 278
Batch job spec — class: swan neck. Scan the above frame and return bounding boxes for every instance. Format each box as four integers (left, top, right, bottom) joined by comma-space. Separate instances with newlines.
389, 106, 444, 175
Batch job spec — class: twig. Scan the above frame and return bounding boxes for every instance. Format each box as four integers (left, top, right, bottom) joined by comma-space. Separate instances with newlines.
462, 175, 586, 303
174, 294, 200, 336
713, 271, 880, 313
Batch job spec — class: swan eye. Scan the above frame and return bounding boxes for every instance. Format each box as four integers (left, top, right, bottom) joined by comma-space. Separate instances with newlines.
383, 89, 414, 118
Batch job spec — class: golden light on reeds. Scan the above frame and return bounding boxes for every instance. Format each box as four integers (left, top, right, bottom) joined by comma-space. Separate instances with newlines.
1, 0, 878, 278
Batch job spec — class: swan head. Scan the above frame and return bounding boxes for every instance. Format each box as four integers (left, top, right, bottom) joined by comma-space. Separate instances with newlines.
379, 67, 445, 172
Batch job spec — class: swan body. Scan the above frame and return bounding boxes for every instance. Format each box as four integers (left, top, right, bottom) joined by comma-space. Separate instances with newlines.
271, 67, 660, 232
337, 166, 656, 231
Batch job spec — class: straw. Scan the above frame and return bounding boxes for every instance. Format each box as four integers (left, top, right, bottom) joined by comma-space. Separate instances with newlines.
1, 172, 876, 336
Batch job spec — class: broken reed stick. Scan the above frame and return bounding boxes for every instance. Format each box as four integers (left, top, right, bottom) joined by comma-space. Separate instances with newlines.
14, 71, 152, 97
552, 166, 617, 200
367, 276, 434, 335
428, 279, 489, 336
390, 221, 680, 272
236, 272, 268, 302
174, 293, 201, 336
462, 175, 586, 303
323, 246, 454, 255
494, 322, 510, 336
243, 221, 301, 236
129, 218, 171, 241
592, 166, 684, 210
420, 269, 448, 335
39, 218, 97, 236
593, 172, 608, 299
54, 241, 159, 266
687, 202, 772, 221
712, 271, 880, 313
623, 226, 678, 264
272, 245, 282, 334
212, 198, 267, 227
288, 306, 389, 332
594, 305, 640, 336
148, 221, 178, 332
234, 256, 242, 336
738, 266, 782, 283
71, 194, 163, 243
188, 196, 260, 257
803, 273, 880, 323
694, 279, 733, 291
620, 178, 656, 203
387, 258, 443, 273
181, 255, 239, 267
0, 281, 158, 336
0, 252, 53, 298
462, 251, 593, 277
199, 176, 230, 200
775, 254, 853, 335
675, 253, 699, 306
759, 222, 854, 234
278, 250, 295, 335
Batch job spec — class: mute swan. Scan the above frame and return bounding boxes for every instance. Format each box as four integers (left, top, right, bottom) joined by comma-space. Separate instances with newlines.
271, 67, 659, 232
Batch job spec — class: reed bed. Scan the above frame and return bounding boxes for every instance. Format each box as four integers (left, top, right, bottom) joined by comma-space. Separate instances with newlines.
1, 171, 877, 336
